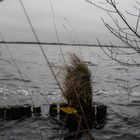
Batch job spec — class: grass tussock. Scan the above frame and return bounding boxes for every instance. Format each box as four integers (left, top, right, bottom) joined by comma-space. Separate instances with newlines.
62, 53, 93, 113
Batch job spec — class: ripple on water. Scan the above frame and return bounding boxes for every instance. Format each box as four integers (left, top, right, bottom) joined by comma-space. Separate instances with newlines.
0, 46, 140, 139
130, 91, 140, 97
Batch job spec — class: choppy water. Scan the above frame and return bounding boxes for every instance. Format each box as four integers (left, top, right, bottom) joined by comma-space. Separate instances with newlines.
0, 44, 140, 140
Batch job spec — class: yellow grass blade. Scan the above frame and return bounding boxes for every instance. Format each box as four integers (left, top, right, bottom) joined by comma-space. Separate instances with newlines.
60, 107, 77, 114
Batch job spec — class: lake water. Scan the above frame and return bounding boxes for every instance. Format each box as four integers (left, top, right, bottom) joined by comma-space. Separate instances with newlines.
0, 44, 140, 140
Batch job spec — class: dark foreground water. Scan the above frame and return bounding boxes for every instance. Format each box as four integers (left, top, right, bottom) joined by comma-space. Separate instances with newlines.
0, 44, 140, 140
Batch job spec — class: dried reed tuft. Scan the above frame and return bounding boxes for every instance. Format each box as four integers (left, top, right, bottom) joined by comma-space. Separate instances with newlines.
62, 53, 93, 115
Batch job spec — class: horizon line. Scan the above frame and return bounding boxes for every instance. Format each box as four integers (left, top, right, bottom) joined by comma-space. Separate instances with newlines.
0, 41, 128, 48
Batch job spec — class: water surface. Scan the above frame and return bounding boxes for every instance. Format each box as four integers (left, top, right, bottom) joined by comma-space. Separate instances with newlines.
0, 44, 140, 139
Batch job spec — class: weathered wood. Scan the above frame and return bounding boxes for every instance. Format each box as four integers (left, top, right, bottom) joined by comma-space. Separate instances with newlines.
0, 108, 4, 118
59, 103, 68, 120
49, 102, 107, 130
49, 103, 57, 117
0, 105, 32, 120
33, 106, 41, 116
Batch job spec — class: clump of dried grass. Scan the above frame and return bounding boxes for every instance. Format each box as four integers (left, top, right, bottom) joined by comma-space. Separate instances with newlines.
62, 53, 93, 114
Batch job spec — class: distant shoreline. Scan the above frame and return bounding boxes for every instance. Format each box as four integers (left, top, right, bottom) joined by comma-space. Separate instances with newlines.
0, 41, 129, 48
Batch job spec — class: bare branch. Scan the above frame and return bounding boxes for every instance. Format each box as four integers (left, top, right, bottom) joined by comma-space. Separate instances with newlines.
136, 10, 140, 32
88, 1, 140, 66
97, 39, 140, 66
86, 0, 116, 13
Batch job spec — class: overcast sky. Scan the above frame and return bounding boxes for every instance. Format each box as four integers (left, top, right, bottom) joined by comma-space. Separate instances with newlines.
0, 0, 137, 45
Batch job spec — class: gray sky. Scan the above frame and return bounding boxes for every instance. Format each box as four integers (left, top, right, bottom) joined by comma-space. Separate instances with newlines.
0, 0, 137, 45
